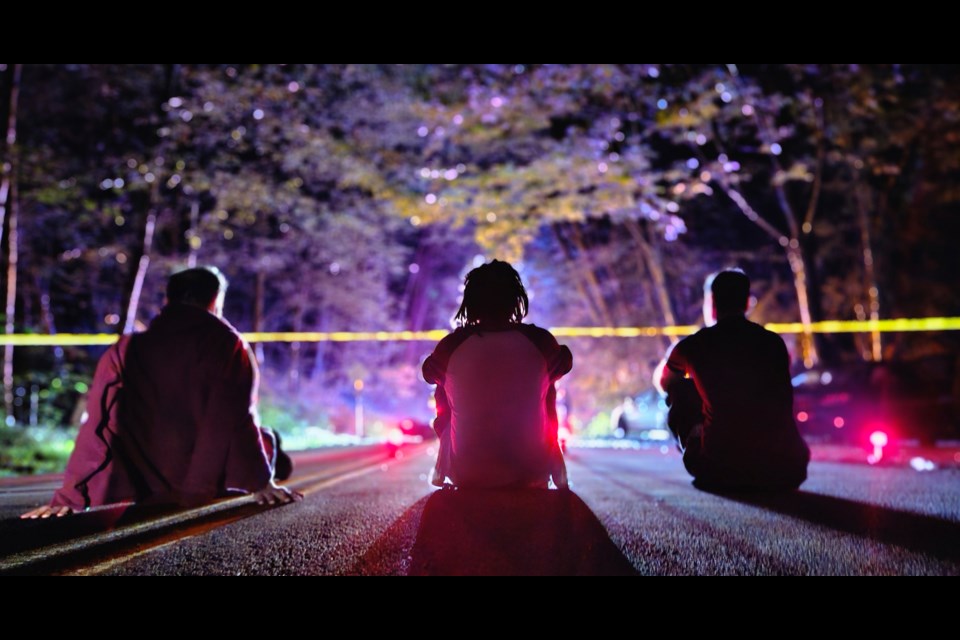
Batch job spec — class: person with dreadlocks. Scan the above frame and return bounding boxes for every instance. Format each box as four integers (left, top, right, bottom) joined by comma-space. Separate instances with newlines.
423, 260, 573, 489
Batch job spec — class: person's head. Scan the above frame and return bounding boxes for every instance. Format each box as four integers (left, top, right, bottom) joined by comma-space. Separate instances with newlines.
455, 260, 529, 327
166, 266, 228, 317
703, 269, 750, 324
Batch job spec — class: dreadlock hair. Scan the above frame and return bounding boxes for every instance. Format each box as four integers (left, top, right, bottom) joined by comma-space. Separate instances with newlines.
455, 260, 529, 327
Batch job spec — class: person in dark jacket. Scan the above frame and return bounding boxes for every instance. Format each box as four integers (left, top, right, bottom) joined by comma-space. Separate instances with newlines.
423, 260, 573, 489
657, 270, 810, 491
22, 267, 300, 518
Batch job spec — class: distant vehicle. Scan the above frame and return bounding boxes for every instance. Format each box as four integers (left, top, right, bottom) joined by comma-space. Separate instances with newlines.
792, 365, 882, 445
792, 357, 959, 446
612, 391, 672, 443
386, 418, 435, 457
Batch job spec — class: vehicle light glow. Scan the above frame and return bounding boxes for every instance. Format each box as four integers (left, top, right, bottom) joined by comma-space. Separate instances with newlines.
868, 430, 889, 464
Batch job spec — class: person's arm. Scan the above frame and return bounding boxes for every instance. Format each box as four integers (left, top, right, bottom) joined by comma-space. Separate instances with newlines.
423, 347, 449, 438
778, 336, 797, 409
518, 326, 573, 450
220, 345, 301, 505
422, 336, 452, 386
23, 340, 128, 518
657, 341, 688, 395
551, 345, 574, 382
431, 385, 452, 438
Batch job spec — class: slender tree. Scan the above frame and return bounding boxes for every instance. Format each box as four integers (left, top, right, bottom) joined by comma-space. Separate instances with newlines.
1, 64, 22, 422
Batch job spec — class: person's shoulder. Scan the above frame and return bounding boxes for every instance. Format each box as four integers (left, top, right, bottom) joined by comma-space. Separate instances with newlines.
519, 324, 572, 374
753, 321, 786, 341
517, 323, 564, 348
519, 323, 558, 340
432, 326, 474, 355
424, 327, 474, 382
748, 321, 790, 352
194, 314, 247, 355
437, 326, 469, 344
99, 335, 132, 370
209, 313, 244, 340
677, 327, 706, 349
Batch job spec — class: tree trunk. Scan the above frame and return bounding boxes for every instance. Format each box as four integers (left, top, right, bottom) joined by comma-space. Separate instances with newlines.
551, 226, 605, 327
3, 164, 18, 421
288, 303, 303, 393
187, 200, 199, 268
35, 273, 55, 334
253, 269, 265, 365
403, 240, 427, 362
121, 207, 157, 334
625, 219, 677, 347
558, 223, 615, 326
773, 172, 820, 370
719, 181, 819, 368
856, 184, 882, 361
121, 64, 176, 335
720, 69, 822, 369
35, 270, 63, 369
1, 64, 22, 423
786, 243, 818, 368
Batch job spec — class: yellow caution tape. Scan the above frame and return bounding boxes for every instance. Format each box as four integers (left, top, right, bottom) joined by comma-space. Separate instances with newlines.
1, 317, 958, 346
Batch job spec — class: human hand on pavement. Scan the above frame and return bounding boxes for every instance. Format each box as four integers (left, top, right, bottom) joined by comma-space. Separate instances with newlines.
254, 481, 302, 506
21, 505, 73, 519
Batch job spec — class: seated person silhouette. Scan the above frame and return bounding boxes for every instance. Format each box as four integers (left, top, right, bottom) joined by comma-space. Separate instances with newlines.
22, 267, 299, 519
423, 260, 572, 489
657, 270, 810, 491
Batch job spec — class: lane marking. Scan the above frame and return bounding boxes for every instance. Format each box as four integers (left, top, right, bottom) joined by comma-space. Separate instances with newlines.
3, 450, 418, 575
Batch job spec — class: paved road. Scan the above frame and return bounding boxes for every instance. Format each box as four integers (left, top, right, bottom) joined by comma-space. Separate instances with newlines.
2, 444, 959, 575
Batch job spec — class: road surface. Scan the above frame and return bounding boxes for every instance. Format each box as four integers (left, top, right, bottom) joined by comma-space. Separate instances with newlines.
2, 444, 959, 575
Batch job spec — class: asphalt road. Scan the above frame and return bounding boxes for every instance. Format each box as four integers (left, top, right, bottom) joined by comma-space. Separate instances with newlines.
2, 444, 959, 575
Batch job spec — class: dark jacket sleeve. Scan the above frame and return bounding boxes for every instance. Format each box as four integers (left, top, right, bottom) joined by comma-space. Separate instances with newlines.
181, 335, 270, 499
422, 331, 470, 438
519, 325, 573, 381
517, 326, 572, 443
423, 332, 458, 386
51, 339, 129, 509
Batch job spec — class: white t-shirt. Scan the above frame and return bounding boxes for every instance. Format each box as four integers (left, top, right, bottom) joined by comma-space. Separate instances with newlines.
423, 324, 573, 488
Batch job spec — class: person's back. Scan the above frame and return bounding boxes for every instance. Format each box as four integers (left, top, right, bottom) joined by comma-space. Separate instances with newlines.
115, 302, 270, 501
678, 319, 804, 463
424, 261, 572, 489
25, 267, 298, 518
660, 270, 809, 490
